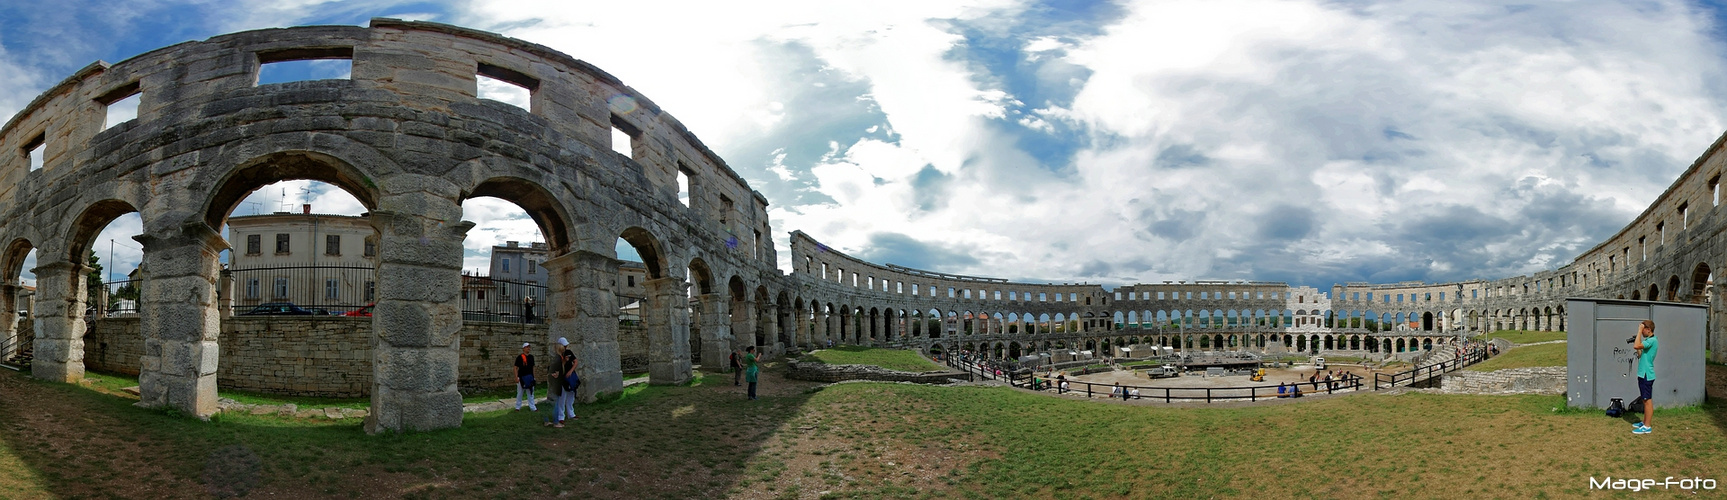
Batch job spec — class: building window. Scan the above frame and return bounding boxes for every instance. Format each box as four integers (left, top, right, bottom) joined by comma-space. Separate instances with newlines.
627, 275, 635, 287
274, 277, 289, 298
364, 281, 375, 302
529, 283, 539, 298
275, 234, 290, 254
502, 258, 511, 273
325, 235, 341, 256
528, 259, 537, 275
245, 278, 260, 299
364, 238, 376, 257
326, 278, 339, 300
246, 235, 261, 255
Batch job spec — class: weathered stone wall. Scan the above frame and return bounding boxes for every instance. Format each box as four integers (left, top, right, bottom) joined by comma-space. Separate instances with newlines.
619, 325, 648, 374
82, 317, 644, 398
1437, 367, 1566, 395
784, 359, 965, 384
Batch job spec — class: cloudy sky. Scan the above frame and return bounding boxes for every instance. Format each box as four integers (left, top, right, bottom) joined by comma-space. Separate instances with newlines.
5, 0, 1727, 292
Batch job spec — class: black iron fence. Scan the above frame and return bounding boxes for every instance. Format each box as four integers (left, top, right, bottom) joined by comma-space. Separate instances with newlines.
224, 266, 377, 316
207, 266, 552, 323
1373, 344, 1489, 390
459, 275, 550, 324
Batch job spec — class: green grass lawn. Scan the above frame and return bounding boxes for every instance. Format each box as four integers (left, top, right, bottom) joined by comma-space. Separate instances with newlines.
1482, 329, 1569, 344
1468, 342, 1568, 372
801, 345, 946, 372
3, 365, 1726, 498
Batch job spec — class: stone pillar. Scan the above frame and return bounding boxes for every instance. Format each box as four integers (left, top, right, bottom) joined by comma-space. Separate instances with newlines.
820, 310, 833, 346
884, 310, 897, 344
644, 277, 693, 385
217, 270, 234, 319
543, 250, 623, 403
731, 297, 756, 351
794, 307, 809, 348
135, 223, 226, 418
761, 304, 779, 354
0, 284, 16, 360
364, 206, 471, 435
697, 294, 730, 371
30, 260, 89, 383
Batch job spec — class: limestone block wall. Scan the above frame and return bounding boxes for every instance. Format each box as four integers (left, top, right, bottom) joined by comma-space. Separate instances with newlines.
81, 317, 653, 397
784, 359, 965, 384
1437, 367, 1566, 395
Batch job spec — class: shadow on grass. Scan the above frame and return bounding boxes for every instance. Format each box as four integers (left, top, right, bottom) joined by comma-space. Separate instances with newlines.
0, 366, 819, 498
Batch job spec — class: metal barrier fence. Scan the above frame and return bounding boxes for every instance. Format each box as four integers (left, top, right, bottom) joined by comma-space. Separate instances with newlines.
942, 355, 1365, 403
1373, 344, 1489, 390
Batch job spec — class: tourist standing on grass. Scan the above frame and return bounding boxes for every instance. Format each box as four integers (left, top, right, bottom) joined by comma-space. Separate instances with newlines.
731, 348, 743, 386
1633, 320, 1658, 435
514, 342, 537, 411
744, 346, 760, 400
547, 337, 578, 427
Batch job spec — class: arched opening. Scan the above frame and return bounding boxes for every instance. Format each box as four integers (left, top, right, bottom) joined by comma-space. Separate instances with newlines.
1691, 263, 1712, 304
617, 227, 686, 385
1667, 276, 1681, 302
0, 240, 36, 365
1422, 312, 1433, 331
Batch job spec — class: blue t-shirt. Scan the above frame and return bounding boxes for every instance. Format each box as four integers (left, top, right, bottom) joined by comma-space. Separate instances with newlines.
1638, 335, 1658, 380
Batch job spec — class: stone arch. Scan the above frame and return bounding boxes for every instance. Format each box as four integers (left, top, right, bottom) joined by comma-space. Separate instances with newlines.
464, 176, 578, 254
618, 227, 669, 280
202, 151, 381, 232
1667, 275, 1681, 302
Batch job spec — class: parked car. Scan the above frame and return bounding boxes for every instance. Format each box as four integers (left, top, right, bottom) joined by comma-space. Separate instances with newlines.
241, 303, 315, 316
343, 304, 375, 317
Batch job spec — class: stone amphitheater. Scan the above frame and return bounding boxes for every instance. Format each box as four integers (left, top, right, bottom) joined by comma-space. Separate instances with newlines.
0, 19, 1720, 433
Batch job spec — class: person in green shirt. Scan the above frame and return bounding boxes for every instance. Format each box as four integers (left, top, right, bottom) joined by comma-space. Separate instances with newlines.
744, 346, 760, 401
1633, 320, 1658, 435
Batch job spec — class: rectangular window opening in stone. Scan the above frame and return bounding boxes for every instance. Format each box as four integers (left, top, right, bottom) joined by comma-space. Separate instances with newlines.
1712, 175, 1722, 206
1657, 221, 1665, 244
1679, 202, 1689, 229
718, 194, 732, 226
246, 234, 261, 255
23, 132, 44, 171
627, 275, 634, 287
325, 234, 340, 256
363, 238, 376, 257
255, 46, 354, 85
275, 233, 290, 254
610, 114, 641, 159
476, 62, 538, 112
96, 81, 142, 130
752, 229, 762, 259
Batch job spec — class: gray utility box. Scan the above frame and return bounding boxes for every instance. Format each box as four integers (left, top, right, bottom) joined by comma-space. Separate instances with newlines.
1565, 298, 1706, 409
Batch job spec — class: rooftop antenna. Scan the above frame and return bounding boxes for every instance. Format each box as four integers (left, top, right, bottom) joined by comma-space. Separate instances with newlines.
243, 201, 262, 216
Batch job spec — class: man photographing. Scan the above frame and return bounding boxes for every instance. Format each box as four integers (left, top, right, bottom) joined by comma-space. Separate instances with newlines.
1633, 319, 1658, 435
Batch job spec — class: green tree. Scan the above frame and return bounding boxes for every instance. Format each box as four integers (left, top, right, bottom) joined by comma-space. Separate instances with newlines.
85, 250, 105, 307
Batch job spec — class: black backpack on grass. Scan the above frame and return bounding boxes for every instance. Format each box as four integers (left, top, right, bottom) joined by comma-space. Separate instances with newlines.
1606, 398, 1625, 417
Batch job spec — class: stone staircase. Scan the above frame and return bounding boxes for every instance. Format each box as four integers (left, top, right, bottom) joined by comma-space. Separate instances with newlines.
0, 339, 29, 371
